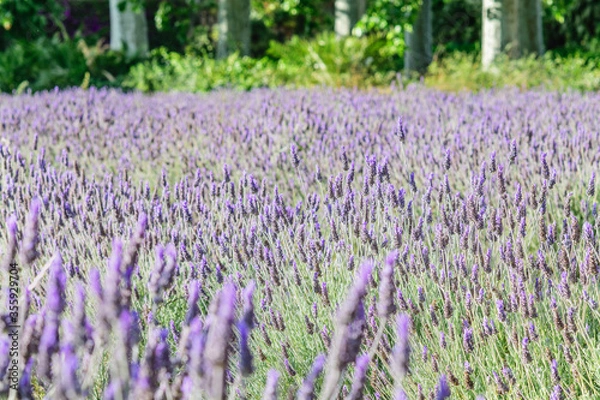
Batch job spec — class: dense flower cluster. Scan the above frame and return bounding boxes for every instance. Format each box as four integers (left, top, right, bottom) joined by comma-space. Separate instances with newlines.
1, 86, 600, 399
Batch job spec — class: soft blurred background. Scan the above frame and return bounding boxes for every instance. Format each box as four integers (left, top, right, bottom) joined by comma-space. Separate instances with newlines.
0, 0, 598, 93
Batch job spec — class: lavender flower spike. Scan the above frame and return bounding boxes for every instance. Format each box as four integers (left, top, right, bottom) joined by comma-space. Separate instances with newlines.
297, 354, 326, 400
238, 321, 253, 377
378, 251, 398, 318
392, 314, 411, 379
20, 197, 42, 266
347, 354, 370, 400
436, 375, 451, 400
262, 370, 280, 400
0, 338, 9, 382
1, 215, 18, 272
320, 261, 372, 400
203, 283, 236, 400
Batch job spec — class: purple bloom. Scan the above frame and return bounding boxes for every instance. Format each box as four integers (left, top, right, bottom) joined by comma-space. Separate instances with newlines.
203, 283, 236, 399
496, 300, 506, 322
435, 375, 451, 400
262, 369, 280, 400
238, 321, 253, 377
1, 214, 18, 272
393, 314, 411, 379
378, 251, 398, 318
185, 281, 201, 325
321, 262, 372, 399
20, 197, 42, 266
463, 327, 474, 353
347, 354, 370, 400
297, 354, 326, 400
47, 252, 67, 315
0, 338, 9, 382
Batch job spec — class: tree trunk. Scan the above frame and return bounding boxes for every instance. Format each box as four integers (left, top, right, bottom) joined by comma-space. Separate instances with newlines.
482, 0, 503, 69
502, 0, 521, 58
217, 0, 251, 59
335, 0, 365, 37
520, 0, 544, 55
404, 0, 432, 74
109, 0, 149, 58
482, 0, 543, 69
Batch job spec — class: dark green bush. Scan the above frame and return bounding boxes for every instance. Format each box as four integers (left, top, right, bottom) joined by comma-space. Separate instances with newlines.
0, 37, 86, 92
0, 36, 139, 93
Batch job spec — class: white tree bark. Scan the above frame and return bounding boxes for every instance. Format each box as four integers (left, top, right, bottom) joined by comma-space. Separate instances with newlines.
109, 0, 149, 58
482, 0, 543, 69
482, 0, 503, 69
217, 0, 251, 59
335, 0, 365, 37
404, 0, 432, 74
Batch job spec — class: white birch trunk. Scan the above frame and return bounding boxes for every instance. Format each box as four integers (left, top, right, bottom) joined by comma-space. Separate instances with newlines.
109, 0, 148, 58
335, 0, 364, 37
482, 0, 543, 69
482, 0, 503, 69
404, 0, 432, 74
217, 0, 251, 59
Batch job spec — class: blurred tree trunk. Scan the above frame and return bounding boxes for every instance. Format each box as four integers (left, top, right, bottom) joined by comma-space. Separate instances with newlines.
502, 0, 521, 58
217, 0, 251, 59
334, 0, 366, 37
520, 0, 544, 55
482, 0, 503, 69
404, 0, 432, 74
109, 0, 148, 57
482, 0, 543, 69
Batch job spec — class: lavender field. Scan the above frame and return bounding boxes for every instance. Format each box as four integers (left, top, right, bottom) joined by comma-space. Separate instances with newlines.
1, 86, 600, 399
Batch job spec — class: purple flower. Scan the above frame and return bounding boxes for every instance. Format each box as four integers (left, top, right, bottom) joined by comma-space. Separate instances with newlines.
321, 262, 372, 399
378, 251, 398, 318
297, 354, 325, 400
393, 314, 411, 378
347, 354, 370, 400
19, 358, 34, 399
496, 300, 506, 322
185, 281, 201, 325
56, 343, 82, 398
463, 327, 474, 353
47, 252, 67, 316
238, 321, 253, 377
588, 172, 595, 197
148, 244, 178, 305
203, 283, 236, 399
435, 375, 451, 400
0, 338, 9, 382
20, 197, 42, 266
1, 217, 17, 259
38, 312, 60, 379
262, 369, 280, 400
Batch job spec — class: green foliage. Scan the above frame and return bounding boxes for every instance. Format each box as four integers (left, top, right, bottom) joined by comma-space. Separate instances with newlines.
153, 0, 217, 54
0, 36, 86, 92
0, 36, 138, 93
426, 51, 600, 91
432, 0, 481, 52
265, 32, 397, 83
0, 0, 66, 50
123, 48, 272, 92
562, 0, 600, 52
123, 33, 398, 93
251, 0, 333, 39
353, 0, 414, 66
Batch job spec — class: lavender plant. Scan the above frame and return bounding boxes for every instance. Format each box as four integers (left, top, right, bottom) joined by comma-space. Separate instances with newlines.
0, 86, 599, 399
